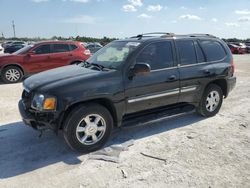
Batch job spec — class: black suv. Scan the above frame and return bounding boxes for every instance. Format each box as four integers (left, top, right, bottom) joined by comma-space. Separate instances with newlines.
19, 33, 236, 152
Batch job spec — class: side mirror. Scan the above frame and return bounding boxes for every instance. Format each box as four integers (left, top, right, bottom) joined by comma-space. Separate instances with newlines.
133, 63, 151, 75
129, 63, 151, 80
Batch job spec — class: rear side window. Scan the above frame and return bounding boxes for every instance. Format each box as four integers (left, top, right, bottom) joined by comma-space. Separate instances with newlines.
194, 41, 205, 63
69, 44, 78, 51
136, 41, 174, 70
176, 40, 197, 65
33, 44, 51, 54
53, 44, 70, 53
200, 40, 226, 61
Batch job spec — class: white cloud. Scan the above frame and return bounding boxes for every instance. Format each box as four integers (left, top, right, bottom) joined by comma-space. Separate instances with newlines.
64, 15, 96, 24
179, 14, 201, 20
128, 0, 143, 7
225, 22, 239, 27
138, 13, 152, 19
180, 6, 187, 10
122, 4, 137, 12
235, 9, 250, 15
238, 16, 250, 22
63, 0, 89, 3
199, 6, 206, 10
147, 5, 162, 12
211, 18, 218, 22
31, 0, 49, 2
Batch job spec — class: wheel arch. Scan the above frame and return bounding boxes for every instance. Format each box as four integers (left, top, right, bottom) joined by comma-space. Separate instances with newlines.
59, 98, 118, 130
1, 63, 25, 75
206, 79, 228, 98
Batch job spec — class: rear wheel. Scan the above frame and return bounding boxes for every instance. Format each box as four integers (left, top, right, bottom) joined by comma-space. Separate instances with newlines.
63, 103, 113, 153
197, 84, 223, 117
1, 66, 23, 83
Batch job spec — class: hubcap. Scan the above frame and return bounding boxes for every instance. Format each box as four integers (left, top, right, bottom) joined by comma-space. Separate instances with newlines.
5, 69, 20, 82
206, 90, 220, 112
76, 114, 106, 145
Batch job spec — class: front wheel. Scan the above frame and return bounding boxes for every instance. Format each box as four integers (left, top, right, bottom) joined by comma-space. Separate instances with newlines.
197, 84, 223, 117
2, 66, 23, 83
63, 103, 113, 153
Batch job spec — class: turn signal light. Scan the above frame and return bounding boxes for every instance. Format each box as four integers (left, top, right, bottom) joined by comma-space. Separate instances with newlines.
43, 98, 56, 110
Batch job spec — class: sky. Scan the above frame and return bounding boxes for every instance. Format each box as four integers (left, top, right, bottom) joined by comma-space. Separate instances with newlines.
0, 0, 250, 39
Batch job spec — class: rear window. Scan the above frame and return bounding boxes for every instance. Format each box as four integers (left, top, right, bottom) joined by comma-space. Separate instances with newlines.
200, 40, 227, 61
176, 40, 197, 65
53, 44, 70, 53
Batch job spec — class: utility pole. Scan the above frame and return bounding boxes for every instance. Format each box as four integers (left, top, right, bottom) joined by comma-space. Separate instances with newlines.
12, 20, 16, 38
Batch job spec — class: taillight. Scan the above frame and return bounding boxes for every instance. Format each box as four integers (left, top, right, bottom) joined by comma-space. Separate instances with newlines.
230, 59, 235, 76
83, 49, 91, 56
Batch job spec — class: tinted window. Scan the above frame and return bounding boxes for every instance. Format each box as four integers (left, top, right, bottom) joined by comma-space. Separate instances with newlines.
69, 44, 78, 51
34, 44, 51, 54
176, 40, 197, 65
195, 41, 205, 63
53, 44, 70, 53
200, 40, 226, 61
136, 41, 173, 70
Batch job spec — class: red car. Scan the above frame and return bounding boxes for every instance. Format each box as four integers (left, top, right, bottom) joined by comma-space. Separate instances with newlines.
0, 41, 91, 83
227, 43, 246, 54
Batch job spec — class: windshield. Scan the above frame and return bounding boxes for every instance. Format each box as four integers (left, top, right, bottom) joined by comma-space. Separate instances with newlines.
87, 41, 141, 70
13, 45, 34, 55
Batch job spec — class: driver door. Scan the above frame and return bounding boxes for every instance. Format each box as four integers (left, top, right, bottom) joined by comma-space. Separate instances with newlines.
124, 40, 180, 114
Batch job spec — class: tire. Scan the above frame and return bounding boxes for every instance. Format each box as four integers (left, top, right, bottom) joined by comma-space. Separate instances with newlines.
197, 84, 223, 117
1, 66, 23, 84
63, 103, 113, 153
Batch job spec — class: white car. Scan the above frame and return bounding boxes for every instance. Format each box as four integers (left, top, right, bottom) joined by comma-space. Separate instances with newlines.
0, 44, 4, 54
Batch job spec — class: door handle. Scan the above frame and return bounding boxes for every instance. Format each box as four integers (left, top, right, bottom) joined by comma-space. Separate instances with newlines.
168, 75, 177, 81
203, 69, 211, 75
68, 54, 73, 56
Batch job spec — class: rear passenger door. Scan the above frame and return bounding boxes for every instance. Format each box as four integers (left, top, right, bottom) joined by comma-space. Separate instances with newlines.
177, 39, 226, 104
125, 40, 180, 114
49, 43, 72, 69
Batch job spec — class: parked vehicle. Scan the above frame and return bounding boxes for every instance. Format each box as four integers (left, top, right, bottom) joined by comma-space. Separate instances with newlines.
0, 41, 91, 83
2, 41, 14, 48
0, 45, 3, 54
85, 42, 103, 53
19, 33, 236, 152
245, 41, 250, 53
227, 43, 246, 54
4, 44, 25, 54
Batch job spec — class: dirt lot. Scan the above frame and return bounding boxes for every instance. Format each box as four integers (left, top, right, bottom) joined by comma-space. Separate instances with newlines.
0, 55, 250, 188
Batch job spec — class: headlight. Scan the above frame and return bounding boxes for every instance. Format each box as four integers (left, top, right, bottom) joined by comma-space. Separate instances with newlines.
31, 94, 57, 111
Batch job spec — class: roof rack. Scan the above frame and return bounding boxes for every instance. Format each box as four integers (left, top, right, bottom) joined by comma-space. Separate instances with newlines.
187, 34, 217, 38
131, 32, 175, 39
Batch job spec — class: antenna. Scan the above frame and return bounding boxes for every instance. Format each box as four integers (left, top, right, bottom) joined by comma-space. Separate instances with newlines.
12, 20, 16, 38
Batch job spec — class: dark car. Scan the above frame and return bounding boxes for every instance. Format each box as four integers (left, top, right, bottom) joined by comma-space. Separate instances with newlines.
19, 33, 236, 152
245, 42, 250, 53
0, 41, 91, 83
4, 44, 25, 54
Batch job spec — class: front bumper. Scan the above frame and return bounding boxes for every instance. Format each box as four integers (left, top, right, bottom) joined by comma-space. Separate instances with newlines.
18, 100, 56, 130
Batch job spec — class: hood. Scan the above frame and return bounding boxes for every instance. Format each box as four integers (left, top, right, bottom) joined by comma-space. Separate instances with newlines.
23, 65, 100, 92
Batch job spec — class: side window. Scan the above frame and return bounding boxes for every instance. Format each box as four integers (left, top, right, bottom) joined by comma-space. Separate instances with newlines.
194, 41, 205, 63
53, 44, 70, 53
176, 40, 197, 65
200, 40, 227, 61
136, 41, 174, 70
69, 44, 78, 51
33, 44, 51, 54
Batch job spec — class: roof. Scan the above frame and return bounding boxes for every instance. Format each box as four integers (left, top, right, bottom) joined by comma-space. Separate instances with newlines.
119, 32, 219, 43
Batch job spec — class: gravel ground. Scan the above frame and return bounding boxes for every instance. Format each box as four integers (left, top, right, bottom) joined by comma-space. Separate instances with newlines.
0, 55, 250, 188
